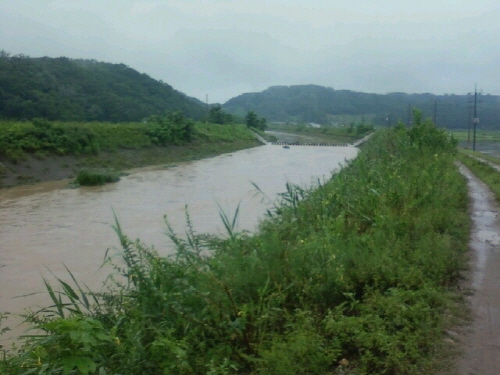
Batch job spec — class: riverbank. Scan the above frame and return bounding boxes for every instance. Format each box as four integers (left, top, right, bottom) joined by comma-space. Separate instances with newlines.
0, 121, 468, 374
0, 140, 262, 188
0, 121, 264, 188
0, 142, 359, 350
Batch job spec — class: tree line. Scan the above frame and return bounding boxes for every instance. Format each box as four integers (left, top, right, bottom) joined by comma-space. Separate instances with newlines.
223, 84, 500, 129
207, 104, 267, 130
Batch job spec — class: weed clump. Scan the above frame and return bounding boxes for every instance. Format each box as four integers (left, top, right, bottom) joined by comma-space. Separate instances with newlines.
75, 168, 120, 186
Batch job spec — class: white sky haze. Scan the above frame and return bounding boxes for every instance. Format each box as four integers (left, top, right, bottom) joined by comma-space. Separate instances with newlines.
1, 0, 499, 102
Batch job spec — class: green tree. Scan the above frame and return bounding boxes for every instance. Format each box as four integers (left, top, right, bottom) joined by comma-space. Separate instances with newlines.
245, 110, 258, 128
257, 116, 267, 131
147, 111, 193, 145
207, 104, 234, 124
245, 110, 267, 130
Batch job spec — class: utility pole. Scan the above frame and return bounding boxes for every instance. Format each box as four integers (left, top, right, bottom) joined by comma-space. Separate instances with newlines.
205, 94, 209, 124
472, 85, 480, 151
407, 103, 412, 126
433, 100, 437, 126
467, 105, 472, 149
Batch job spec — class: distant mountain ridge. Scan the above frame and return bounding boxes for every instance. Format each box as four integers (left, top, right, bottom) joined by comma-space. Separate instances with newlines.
2, 53, 499, 129
223, 84, 500, 129
0, 53, 207, 122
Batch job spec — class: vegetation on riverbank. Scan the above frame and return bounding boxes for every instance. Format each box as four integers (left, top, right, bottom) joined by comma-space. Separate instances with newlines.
0, 112, 469, 374
0, 114, 200, 161
74, 169, 121, 186
0, 118, 262, 187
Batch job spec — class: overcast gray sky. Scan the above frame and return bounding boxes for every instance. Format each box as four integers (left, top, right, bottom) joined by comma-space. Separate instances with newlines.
1, 0, 499, 103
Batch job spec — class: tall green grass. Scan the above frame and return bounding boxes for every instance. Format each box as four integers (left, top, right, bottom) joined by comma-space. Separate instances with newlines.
1, 117, 469, 375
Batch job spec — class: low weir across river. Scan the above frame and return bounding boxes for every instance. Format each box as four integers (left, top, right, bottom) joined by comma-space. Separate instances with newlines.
271, 142, 350, 147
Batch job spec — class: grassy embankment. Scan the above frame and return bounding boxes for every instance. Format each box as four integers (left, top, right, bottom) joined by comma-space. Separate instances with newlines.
0, 120, 469, 374
450, 129, 500, 143
450, 129, 500, 158
0, 118, 263, 186
454, 127, 500, 198
457, 150, 500, 199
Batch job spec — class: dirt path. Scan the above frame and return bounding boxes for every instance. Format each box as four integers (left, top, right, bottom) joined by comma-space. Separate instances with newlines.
456, 164, 500, 375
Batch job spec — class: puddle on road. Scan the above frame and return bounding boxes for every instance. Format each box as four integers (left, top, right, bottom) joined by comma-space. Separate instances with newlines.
473, 210, 498, 219
476, 230, 500, 246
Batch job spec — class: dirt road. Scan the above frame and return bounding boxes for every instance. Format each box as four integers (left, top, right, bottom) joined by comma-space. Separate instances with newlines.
456, 164, 500, 374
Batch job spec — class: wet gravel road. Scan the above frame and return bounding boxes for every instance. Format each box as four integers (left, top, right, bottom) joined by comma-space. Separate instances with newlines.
456, 164, 500, 375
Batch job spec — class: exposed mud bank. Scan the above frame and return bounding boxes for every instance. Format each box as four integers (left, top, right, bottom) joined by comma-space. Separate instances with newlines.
0, 154, 79, 187
0, 140, 261, 188
456, 164, 500, 375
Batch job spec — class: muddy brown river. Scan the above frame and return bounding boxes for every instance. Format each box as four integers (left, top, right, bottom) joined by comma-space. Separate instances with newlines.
0, 143, 358, 343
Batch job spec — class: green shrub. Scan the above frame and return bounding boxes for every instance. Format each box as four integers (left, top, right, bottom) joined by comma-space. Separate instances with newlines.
147, 111, 194, 145
75, 168, 120, 186
0, 120, 99, 158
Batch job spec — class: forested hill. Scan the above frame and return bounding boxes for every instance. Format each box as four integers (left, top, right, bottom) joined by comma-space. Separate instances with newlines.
0, 53, 207, 122
223, 84, 500, 129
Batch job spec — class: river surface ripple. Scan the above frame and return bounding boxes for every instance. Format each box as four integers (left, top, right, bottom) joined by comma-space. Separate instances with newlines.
0, 143, 358, 341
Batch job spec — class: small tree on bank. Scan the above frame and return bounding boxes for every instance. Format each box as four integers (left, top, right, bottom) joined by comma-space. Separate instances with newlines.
245, 110, 267, 131
207, 105, 234, 124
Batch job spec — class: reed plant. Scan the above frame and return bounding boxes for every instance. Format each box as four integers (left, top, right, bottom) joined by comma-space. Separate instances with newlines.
1, 113, 469, 375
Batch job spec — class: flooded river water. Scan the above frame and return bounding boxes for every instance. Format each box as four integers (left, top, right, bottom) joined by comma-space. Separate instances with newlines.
0, 141, 358, 342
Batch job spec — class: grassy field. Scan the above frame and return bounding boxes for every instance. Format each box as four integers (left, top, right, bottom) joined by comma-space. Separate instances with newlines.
0, 120, 470, 374
451, 129, 500, 154
450, 128, 500, 142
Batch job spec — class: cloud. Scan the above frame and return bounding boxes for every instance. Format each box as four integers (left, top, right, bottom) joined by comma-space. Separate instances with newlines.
1, 0, 499, 102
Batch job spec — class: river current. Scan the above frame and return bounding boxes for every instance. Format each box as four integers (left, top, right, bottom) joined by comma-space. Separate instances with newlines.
0, 140, 358, 342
